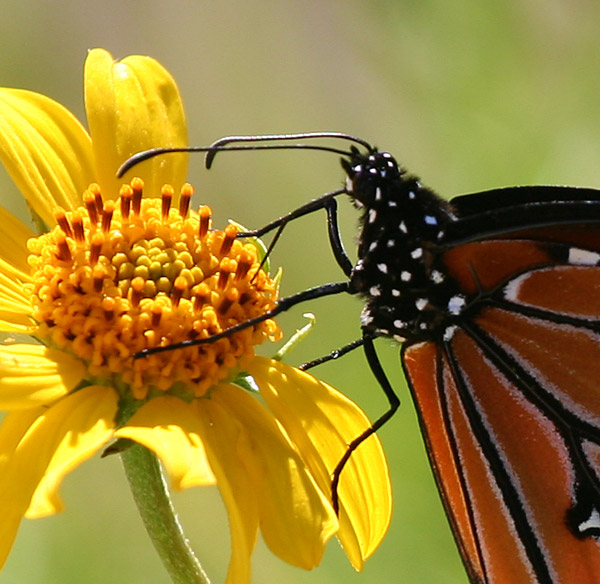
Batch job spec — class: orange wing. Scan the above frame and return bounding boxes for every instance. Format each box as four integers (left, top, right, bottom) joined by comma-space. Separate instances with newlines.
403, 242, 600, 584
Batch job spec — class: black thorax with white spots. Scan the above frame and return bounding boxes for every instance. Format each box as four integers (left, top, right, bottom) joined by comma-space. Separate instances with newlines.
344, 149, 463, 343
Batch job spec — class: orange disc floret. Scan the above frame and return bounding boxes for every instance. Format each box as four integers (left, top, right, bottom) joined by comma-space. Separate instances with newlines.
27, 179, 281, 399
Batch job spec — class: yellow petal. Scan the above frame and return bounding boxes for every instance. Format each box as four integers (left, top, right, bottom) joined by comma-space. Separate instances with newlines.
115, 395, 216, 489
0, 386, 117, 570
0, 407, 46, 570
0, 207, 34, 273
122, 393, 257, 584
246, 357, 392, 570
0, 316, 33, 334
214, 384, 338, 570
84, 48, 188, 199
25, 385, 118, 518
191, 396, 260, 584
0, 257, 33, 333
0, 88, 94, 225
0, 344, 86, 409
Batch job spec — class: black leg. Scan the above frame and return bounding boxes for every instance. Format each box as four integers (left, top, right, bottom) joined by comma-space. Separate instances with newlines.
135, 281, 352, 358
299, 337, 365, 370
236, 188, 355, 278
237, 189, 345, 238
325, 197, 353, 277
330, 334, 400, 513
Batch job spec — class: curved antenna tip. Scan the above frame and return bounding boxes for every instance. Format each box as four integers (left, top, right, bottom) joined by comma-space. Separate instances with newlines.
117, 149, 159, 178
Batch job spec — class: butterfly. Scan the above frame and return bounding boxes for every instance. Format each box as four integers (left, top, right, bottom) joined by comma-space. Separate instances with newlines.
123, 133, 600, 584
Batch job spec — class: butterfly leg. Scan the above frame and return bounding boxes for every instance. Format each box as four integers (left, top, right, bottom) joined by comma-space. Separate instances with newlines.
330, 334, 400, 512
135, 281, 352, 358
325, 196, 353, 277
237, 188, 355, 277
299, 337, 365, 370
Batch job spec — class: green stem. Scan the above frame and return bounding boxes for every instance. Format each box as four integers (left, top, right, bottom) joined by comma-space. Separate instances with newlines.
121, 443, 212, 584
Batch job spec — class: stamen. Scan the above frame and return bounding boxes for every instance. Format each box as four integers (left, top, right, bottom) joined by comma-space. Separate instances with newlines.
89, 232, 104, 265
198, 205, 212, 238
220, 224, 238, 256
172, 275, 188, 307
151, 304, 162, 328
120, 184, 132, 220
218, 258, 234, 289
235, 249, 254, 281
55, 232, 72, 262
161, 184, 174, 220
131, 178, 143, 217
179, 183, 193, 218
89, 183, 103, 215
102, 200, 115, 233
102, 297, 115, 321
71, 212, 85, 243
83, 190, 99, 224
193, 282, 210, 311
130, 276, 145, 308
219, 287, 239, 315
54, 208, 73, 239
93, 265, 106, 292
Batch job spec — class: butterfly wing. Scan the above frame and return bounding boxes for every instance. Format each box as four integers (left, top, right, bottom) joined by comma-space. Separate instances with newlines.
401, 189, 600, 584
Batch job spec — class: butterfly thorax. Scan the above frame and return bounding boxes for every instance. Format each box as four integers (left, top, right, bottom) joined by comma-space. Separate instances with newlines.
344, 149, 463, 343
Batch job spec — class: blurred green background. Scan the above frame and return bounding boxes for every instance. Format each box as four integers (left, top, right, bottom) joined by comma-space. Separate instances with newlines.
2, 1, 600, 583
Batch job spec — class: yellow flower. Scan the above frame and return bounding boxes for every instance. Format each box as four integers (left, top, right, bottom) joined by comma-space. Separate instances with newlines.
0, 49, 392, 582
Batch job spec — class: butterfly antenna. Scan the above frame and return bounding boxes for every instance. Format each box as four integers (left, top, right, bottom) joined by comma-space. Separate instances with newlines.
204, 132, 374, 168
117, 132, 375, 176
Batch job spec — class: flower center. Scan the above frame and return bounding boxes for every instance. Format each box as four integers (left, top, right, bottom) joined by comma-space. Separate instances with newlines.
27, 179, 281, 399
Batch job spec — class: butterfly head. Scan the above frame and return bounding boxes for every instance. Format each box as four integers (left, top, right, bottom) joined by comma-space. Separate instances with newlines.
342, 147, 404, 209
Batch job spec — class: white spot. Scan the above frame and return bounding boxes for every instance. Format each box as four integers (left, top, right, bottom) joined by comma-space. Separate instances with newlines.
443, 326, 457, 341
387, 239, 396, 248
408, 191, 416, 199
377, 263, 388, 274
411, 247, 424, 259
578, 507, 600, 533
368, 209, 377, 223
377, 328, 390, 335
369, 241, 378, 252
415, 298, 428, 311
399, 221, 408, 233
393, 319, 407, 329
504, 275, 523, 302
393, 334, 406, 343
425, 215, 438, 225
369, 167, 378, 175
430, 270, 444, 283
401, 271, 412, 282
375, 187, 382, 200
569, 247, 600, 266
388, 200, 398, 207
354, 260, 364, 271
369, 286, 381, 296
448, 295, 466, 315
392, 289, 401, 297
345, 177, 354, 193
361, 312, 374, 326
419, 322, 428, 330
